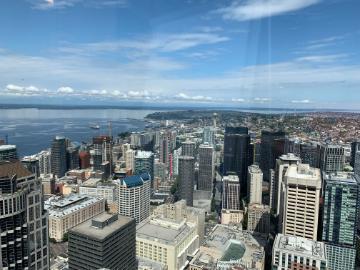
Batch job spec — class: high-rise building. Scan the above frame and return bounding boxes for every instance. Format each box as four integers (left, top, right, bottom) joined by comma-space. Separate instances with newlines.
270, 153, 301, 215
79, 151, 90, 169
350, 141, 360, 168
222, 175, 240, 210
159, 131, 176, 167
182, 140, 196, 157
66, 145, 79, 170
68, 213, 136, 270
21, 156, 40, 176
134, 151, 154, 182
320, 144, 345, 173
125, 149, 135, 171
51, 136, 67, 178
197, 143, 214, 191
178, 156, 195, 206
247, 204, 270, 234
355, 151, 360, 177
322, 172, 358, 270
223, 127, 250, 189
260, 130, 287, 181
0, 144, 17, 161
0, 161, 49, 269
281, 164, 321, 240
247, 164, 263, 204
300, 142, 321, 168
92, 136, 112, 171
202, 126, 215, 146
272, 234, 327, 270
116, 173, 151, 223
172, 147, 182, 176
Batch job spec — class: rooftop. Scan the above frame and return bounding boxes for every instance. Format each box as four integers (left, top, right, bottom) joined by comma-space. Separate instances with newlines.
69, 213, 134, 241
136, 217, 195, 246
135, 151, 153, 159
0, 145, 17, 151
325, 172, 358, 184
0, 160, 32, 178
248, 164, 262, 174
118, 173, 151, 188
285, 164, 321, 186
45, 194, 104, 218
279, 153, 301, 162
191, 225, 266, 269
223, 175, 239, 182
274, 234, 326, 260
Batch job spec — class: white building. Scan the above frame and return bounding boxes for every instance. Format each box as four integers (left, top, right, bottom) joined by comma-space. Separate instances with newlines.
247, 164, 263, 204
172, 147, 182, 176
45, 194, 105, 241
125, 149, 135, 171
281, 164, 321, 240
272, 234, 327, 269
116, 173, 151, 223
23, 149, 52, 175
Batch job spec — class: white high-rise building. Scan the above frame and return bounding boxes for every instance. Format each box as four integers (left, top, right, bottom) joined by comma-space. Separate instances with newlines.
172, 147, 182, 176
270, 153, 301, 215
281, 164, 321, 240
272, 234, 327, 270
116, 173, 151, 223
125, 149, 135, 171
247, 164, 263, 204
197, 143, 214, 191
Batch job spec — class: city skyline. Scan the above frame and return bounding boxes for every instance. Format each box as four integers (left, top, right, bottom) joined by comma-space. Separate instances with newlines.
0, 0, 359, 109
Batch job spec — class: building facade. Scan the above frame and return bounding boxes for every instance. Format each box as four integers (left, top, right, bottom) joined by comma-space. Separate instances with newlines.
197, 143, 214, 191
0, 161, 49, 270
68, 213, 136, 270
222, 175, 241, 210
51, 136, 67, 178
178, 156, 195, 206
0, 144, 17, 161
134, 151, 154, 182
320, 144, 345, 173
322, 172, 358, 270
116, 173, 151, 223
247, 164, 263, 204
281, 164, 321, 240
247, 203, 270, 234
45, 194, 105, 241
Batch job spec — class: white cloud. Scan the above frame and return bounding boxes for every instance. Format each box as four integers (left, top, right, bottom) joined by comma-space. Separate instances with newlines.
57, 86, 75, 93
175, 93, 213, 102
216, 0, 321, 21
254, 97, 271, 103
231, 98, 246, 102
29, 0, 126, 10
296, 54, 348, 63
58, 32, 229, 55
291, 99, 311, 103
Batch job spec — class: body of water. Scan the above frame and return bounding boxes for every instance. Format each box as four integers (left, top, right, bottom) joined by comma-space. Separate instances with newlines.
0, 108, 157, 157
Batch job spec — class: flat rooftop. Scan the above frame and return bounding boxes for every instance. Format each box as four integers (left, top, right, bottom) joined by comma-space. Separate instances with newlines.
136, 217, 195, 245
0, 145, 16, 151
274, 234, 326, 260
191, 225, 266, 268
69, 213, 134, 241
222, 175, 239, 182
135, 151, 153, 159
45, 194, 104, 218
325, 172, 357, 184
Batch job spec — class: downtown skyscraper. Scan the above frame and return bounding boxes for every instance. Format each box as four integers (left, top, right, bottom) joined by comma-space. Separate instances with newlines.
322, 172, 358, 270
197, 143, 214, 191
223, 127, 250, 191
51, 136, 67, 178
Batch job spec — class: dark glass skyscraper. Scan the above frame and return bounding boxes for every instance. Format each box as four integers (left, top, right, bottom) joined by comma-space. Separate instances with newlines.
322, 172, 358, 270
178, 156, 195, 206
223, 127, 250, 190
51, 136, 67, 178
260, 130, 287, 181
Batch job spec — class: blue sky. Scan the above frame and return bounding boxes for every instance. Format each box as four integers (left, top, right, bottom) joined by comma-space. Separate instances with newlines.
0, 0, 359, 109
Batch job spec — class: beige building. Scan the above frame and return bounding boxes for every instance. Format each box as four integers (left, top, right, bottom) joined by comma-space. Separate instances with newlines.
222, 175, 240, 210
45, 194, 105, 241
125, 149, 135, 171
136, 218, 199, 270
153, 200, 205, 243
189, 225, 266, 270
247, 204, 270, 234
221, 209, 244, 225
247, 165, 263, 204
281, 164, 321, 240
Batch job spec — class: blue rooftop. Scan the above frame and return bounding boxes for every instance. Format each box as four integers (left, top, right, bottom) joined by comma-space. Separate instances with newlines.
122, 173, 151, 188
